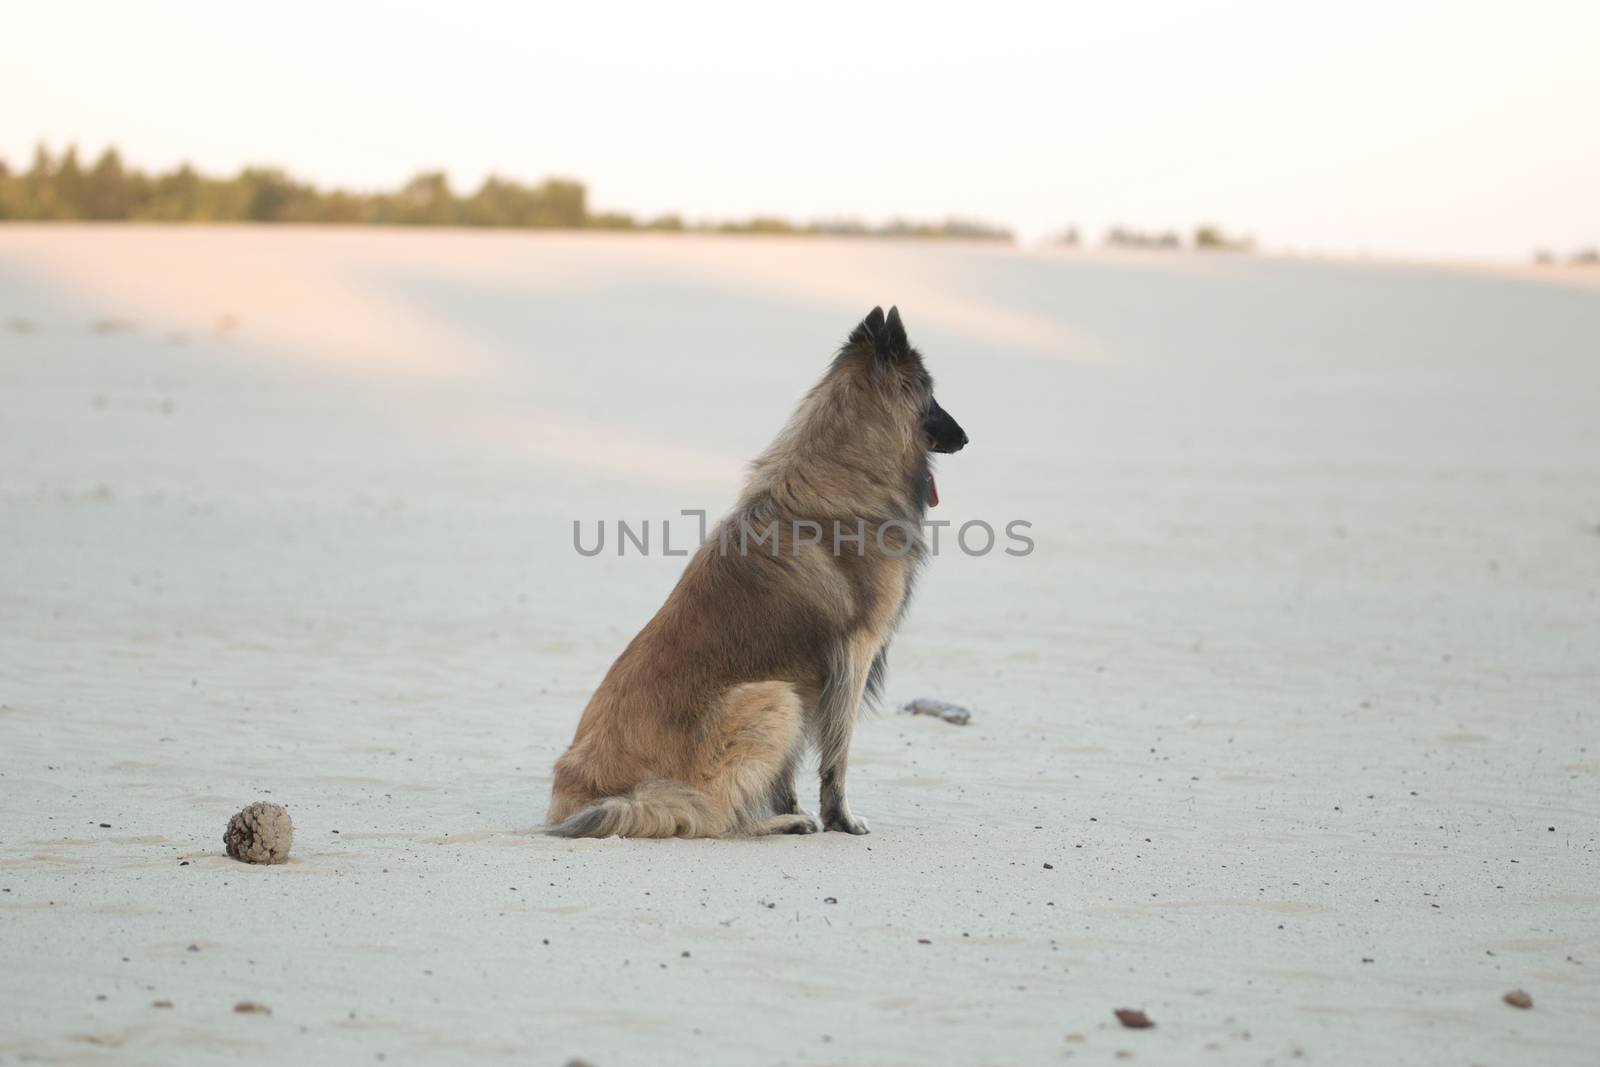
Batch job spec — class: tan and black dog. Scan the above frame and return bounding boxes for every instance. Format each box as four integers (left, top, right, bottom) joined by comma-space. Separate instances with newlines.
546, 306, 967, 838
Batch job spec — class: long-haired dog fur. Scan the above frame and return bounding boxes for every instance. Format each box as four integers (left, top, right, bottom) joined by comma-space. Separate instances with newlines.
546, 306, 967, 838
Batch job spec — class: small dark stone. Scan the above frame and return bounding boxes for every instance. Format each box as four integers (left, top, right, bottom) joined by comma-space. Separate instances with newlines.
1114, 1008, 1155, 1029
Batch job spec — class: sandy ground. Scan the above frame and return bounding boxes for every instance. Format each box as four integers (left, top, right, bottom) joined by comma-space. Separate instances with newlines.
1, 226, 1597, 1065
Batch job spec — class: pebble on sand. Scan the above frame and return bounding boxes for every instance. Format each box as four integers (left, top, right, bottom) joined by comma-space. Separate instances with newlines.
1114, 1008, 1155, 1029
1503, 989, 1533, 1009
898, 697, 973, 725
224, 802, 294, 864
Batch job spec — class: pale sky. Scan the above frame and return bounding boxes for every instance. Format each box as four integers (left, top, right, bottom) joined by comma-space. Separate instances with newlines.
5, 0, 1598, 260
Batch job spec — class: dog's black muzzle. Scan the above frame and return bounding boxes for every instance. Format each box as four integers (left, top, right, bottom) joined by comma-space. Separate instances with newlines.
924, 397, 968, 454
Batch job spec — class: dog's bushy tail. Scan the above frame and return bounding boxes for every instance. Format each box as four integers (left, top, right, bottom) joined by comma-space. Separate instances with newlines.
546, 780, 727, 839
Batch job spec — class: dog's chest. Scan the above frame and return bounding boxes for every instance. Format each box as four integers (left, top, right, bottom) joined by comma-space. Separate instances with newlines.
847, 555, 911, 665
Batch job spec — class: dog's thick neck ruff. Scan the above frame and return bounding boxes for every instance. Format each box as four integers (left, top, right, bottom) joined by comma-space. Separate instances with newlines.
743, 306, 959, 531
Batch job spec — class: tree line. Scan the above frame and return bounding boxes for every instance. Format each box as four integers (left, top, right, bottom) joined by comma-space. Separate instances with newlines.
0, 143, 1012, 240
1052, 223, 1255, 252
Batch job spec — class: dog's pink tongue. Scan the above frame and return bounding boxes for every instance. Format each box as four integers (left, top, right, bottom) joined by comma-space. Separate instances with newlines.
927, 472, 939, 508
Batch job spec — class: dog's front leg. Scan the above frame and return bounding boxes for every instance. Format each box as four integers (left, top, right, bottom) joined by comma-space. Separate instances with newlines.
814, 645, 870, 834
817, 701, 869, 835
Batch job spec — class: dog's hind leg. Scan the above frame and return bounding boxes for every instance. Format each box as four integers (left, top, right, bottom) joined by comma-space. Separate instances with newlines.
548, 682, 810, 839
755, 813, 821, 834
699, 681, 816, 835
767, 750, 817, 827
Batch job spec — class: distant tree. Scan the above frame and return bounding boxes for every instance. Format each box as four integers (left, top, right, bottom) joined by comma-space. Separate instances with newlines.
534, 179, 587, 228
311, 190, 365, 224
718, 216, 797, 235
53, 145, 86, 219
460, 177, 505, 226
1195, 224, 1253, 252
15, 145, 52, 217
198, 170, 253, 221
587, 211, 638, 230
137, 163, 202, 220
239, 168, 298, 222
395, 171, 455, 225
1106, 225, 1183, 250
812, 217, 869, 236
457, 175, 586, 228
84, 147, 134, 219
941, 217, 1013, 240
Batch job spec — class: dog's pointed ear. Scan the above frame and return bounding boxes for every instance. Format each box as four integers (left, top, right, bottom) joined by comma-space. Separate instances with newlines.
849, 306, 886, 349
884, 306, 909, 358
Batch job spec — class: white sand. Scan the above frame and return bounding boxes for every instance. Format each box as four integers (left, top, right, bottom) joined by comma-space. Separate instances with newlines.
1, 226, 1596, 1064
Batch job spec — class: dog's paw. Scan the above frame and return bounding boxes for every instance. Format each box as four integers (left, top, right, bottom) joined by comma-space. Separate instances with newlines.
764, 813, 819, 835
823, 813, 870, 835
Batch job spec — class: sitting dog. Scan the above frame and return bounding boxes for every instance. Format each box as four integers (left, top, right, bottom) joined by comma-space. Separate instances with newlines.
546, 306, 967, 837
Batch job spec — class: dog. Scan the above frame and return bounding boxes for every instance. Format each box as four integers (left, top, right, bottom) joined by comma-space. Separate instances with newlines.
545, 306, 967, 838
